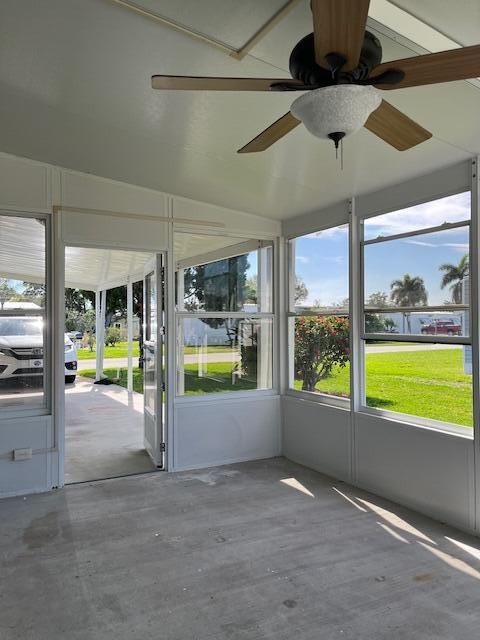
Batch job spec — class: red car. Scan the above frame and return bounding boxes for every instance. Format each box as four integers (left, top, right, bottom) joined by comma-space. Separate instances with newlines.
420, 319, 462, 336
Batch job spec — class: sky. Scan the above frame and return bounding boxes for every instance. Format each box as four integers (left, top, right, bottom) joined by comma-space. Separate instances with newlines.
294, 191, 471, 308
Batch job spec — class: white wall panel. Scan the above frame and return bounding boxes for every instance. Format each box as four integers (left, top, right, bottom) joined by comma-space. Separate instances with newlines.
355, 413, 474, 531
356, 161, 471, 219
282, 200, 349, 238
60, 169, 168, 217
282, 397, 351, 481
60, 211, 168, 252
174, 395, 281, 471
0, 416, 54, 497
173, 196, 281, 238
0, 153, 50, 212
282, 399, 475, 532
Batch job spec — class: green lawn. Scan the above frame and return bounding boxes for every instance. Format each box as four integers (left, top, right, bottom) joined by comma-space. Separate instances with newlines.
183, 345, 232, 355
80, 348, 473, 428
80, 361, 255, 396
77, 341, 140, 360
183, 362, 256, 394
77, 342, 230, 360
81, 366, 145, 394
366, 341, 415, 347
294, 348, 472, 428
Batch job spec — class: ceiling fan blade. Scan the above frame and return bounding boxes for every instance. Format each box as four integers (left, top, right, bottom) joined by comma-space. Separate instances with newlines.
151, 75, 305, 91
364, 100, 432, 150
311, 0, 370, 71
370, 44, 480, 90
237, 112, 300, 153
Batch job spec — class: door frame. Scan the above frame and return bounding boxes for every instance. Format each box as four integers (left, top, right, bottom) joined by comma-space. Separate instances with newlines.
143, 252, 166, 469
58, 239, 171, 485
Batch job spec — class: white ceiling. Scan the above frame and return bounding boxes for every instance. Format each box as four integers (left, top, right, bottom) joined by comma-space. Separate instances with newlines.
392, 0, 480, 47
0, 0, 478, 220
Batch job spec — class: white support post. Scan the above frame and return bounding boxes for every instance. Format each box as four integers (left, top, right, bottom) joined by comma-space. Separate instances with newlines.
95, 290, 102, 381
257, 246, 272, 389
349, 197, 363, 484
127, 278, 133, 393
286, 239, 295, 391
100, 290, 106, 375
470, 157, 480, 533
95, 289, 106, 381
176, 268, 185, 395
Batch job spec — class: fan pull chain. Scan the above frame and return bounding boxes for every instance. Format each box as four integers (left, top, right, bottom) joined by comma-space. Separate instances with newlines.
334, 138, 344, 171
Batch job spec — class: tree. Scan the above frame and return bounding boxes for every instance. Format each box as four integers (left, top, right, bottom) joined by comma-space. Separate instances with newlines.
439, 254, 469, 304
22, 282, 46, 305
366, 291, 389, 308
183, 257, 250, 349
65, 309, 83, 332
365, 313, 386, 333
105, 326, 121, 347
65, 288, 94, 314
295, 277, 308, 304
183, 255, 249, 313
333, 297, 349, 310
244, 276, 257, 304
294, 316, 349, 392
390, 274, 428, 307
0, 279, 17, 309
365, 292, 389, 334
390, 274, 428, 333
83, 309, 96, 352
384, 318, 397, 333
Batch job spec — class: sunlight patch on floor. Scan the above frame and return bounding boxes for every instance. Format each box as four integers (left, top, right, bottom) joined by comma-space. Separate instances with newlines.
280, 477, 315, 498
418, 541, 480, 580
357, 498, 436, 544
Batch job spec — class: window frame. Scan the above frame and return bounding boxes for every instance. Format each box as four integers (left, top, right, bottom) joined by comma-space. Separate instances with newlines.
358, 191, 474, 435
0, 209, 52, 419
175, 242, 276, 400
286, 223, 351, 408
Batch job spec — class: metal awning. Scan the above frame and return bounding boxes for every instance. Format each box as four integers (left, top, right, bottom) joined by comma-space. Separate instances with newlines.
0, 215, 251, 290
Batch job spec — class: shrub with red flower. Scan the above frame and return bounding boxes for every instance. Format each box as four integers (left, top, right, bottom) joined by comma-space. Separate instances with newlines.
294, 316, 350, 392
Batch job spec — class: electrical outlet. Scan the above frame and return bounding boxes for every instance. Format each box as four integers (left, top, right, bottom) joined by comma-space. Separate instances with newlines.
13, 448, 32, 461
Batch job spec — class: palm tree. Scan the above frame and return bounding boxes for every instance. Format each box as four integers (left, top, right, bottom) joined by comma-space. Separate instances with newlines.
439, 254, 469, 304
390, 274, 428, 333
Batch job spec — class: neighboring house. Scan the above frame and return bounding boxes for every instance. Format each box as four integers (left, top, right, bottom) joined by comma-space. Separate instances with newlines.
113, 316, 141, 340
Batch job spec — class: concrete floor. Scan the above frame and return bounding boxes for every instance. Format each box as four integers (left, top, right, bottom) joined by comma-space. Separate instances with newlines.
65, 377, 155, 483
2, 458, 480, 640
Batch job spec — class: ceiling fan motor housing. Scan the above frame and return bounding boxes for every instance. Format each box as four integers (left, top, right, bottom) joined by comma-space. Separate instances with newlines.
289, 31, 383, 85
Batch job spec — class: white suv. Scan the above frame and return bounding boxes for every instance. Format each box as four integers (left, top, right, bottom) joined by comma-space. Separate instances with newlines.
0, 316, 78, 384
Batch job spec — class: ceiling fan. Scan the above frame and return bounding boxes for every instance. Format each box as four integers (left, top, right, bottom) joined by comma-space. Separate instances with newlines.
151, 0, 480, 154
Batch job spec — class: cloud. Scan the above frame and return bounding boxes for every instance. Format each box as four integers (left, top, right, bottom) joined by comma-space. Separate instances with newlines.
303, 225, 348, 240
404, 240, 435, 247
322, 255, 344, 264
295, 255, 309, 264
365, 192, 470, 238
444, 243, 469, 250
404, 240, 469, 251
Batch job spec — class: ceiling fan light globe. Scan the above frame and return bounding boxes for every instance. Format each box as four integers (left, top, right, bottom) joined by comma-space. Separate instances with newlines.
290, 85, 382, 140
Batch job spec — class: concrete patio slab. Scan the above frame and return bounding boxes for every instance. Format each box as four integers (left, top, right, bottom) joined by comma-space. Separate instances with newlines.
65, 377, 155, 484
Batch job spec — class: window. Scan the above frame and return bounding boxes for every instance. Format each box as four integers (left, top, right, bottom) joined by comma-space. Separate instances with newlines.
288, 224, 350, 401
0, 214, 49, 411
361, 192, 472, 429
176, 244, 273, 396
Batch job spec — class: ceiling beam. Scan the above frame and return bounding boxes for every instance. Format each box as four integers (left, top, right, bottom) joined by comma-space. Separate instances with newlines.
230, 0, 303, 60
109, 0, 301, 62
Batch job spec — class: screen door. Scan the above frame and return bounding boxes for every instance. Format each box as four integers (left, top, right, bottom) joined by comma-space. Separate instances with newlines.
143, 254, 165, 467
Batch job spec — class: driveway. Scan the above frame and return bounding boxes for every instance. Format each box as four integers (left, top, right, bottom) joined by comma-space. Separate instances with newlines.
78, 343, 463, 372
365, 343, 461, 353
77, 352, 241, 371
